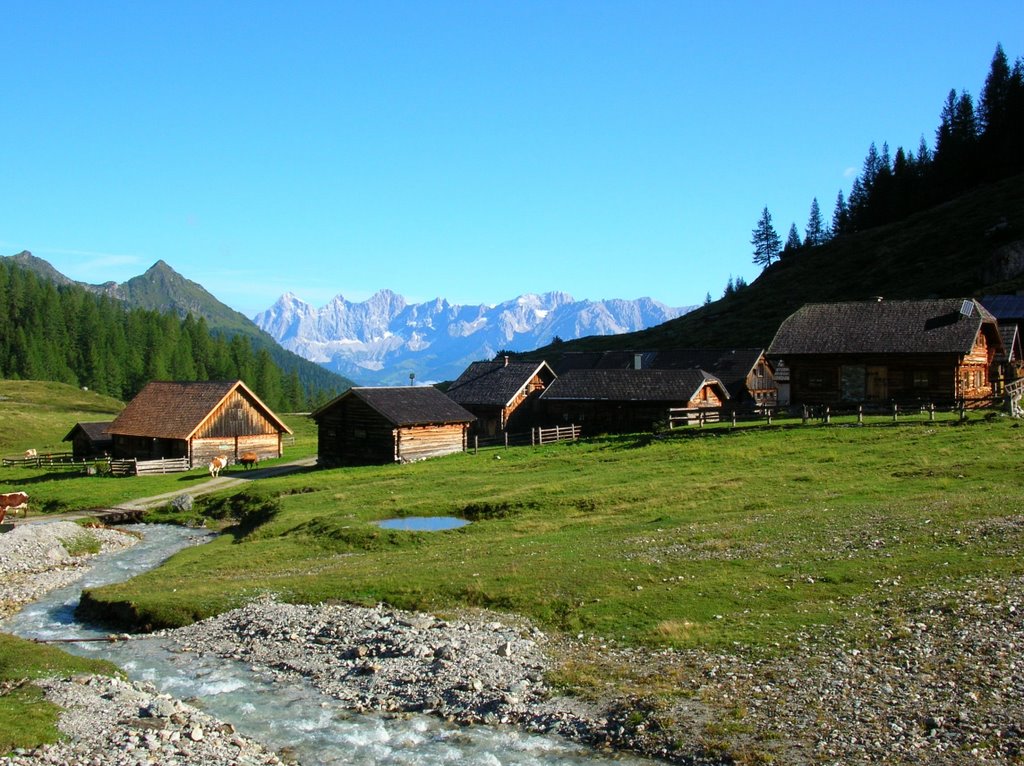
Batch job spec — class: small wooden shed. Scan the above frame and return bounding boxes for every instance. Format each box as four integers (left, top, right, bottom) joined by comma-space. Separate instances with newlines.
106, 380, 292, 465
539, 368, 729, 434
445, 358, 556, 436
313, 386, 476, 466
62, 421, 114, 459
767, 298, 1003, 406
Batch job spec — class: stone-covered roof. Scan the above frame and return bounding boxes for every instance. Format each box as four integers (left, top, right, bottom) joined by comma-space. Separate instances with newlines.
61, 421, 114, 444
316, 386, 476, 427
540, 369, 728, 402
446, 360, 555, 407
107, 380, 292, 439
767, 299, 999, 356
999, 325, 1021, 362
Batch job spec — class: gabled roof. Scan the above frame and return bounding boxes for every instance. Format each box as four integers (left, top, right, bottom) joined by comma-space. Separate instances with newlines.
62, 421, 114, 443
999, 325, 1022, 363
446, 360, 556, 407
107, 380, 292, 439
767, 299, 1000, 356
314, 386, 476, 427
540, 369, 729, 402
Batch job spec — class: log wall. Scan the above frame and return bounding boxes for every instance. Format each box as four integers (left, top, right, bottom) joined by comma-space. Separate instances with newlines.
396, 424, 468, 463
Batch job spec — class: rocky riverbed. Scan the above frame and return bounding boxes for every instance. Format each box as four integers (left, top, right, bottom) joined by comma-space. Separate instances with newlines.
3, 521, 1023, 764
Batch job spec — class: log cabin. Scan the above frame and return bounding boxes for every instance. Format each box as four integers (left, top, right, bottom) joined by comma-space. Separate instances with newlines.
545, 348, 776, 408
62, 421, 114, 459
767, 298, 1004, 407
106, 380, 292, 465
539, 368, 729, 435
445, 358, 556, 436
313, 386, 476, 466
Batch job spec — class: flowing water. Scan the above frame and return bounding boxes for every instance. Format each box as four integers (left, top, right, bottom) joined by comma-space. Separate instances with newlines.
3, 525, 659, 765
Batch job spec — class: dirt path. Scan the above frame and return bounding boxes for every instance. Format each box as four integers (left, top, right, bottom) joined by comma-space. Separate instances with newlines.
6, 457, 318, 526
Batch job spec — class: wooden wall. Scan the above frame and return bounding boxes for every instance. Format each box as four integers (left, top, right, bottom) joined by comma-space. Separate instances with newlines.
191, 434, 281, 466
396, 424, 468, 463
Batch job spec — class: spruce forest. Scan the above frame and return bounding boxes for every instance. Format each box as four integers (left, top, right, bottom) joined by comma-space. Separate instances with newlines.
0, 261, 334, 412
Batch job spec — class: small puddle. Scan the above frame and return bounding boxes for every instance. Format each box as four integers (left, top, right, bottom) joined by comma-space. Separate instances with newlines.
377, 516, 469, 531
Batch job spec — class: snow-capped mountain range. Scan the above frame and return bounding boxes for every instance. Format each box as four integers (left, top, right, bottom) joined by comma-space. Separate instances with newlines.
253, 290, 695, 385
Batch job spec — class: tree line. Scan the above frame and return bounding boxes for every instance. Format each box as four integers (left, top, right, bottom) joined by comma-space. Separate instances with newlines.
751, 44, 1023, 271
0, 261, 341, 411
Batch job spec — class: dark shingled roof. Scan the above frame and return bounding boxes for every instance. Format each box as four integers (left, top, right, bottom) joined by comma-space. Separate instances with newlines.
62, 421, 114, 444
981, 295, 1024, 323
446, 360, 555, 406
316, 386, 476, 427
107, 380, 292, 439
541, 369, 729, 402
767, 299, 999, 356
546, 349, 767, 400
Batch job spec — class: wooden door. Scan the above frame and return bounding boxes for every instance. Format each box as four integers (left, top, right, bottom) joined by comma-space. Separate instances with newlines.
866, 366, 888, 401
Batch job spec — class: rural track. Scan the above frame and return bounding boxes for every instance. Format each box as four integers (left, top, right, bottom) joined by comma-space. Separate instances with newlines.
6, 457, 318, 526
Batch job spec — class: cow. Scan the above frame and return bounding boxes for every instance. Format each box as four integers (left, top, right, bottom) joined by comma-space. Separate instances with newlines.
238, 451, 259, 470
0, 491, 29, 521
208, 455, 228, 478
24, 449, 37, 459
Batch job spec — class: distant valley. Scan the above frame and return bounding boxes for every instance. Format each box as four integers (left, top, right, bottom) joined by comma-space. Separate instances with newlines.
253, 291, 695, 385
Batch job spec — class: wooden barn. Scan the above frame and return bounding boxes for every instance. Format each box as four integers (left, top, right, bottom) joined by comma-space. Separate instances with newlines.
313, 386, 476, 466
445, 358, 557, 436
767, 298, 1003, 407
62, 421, 114, 459
106, 380, 292, 465
547, 348, 776, 408
539, 368, 729, 434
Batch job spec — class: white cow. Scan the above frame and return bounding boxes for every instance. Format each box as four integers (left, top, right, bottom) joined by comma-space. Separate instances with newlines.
24, 448, 37, 459
208, 455, 228, 477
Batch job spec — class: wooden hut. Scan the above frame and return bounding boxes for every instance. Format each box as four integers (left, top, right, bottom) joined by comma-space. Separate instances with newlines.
62, 421, 114, 459
539, 368, 729, 434
106, 380, 292, 465
445, 358, 556, 436
767, 298, 1003, 406
313, 386, 475, 466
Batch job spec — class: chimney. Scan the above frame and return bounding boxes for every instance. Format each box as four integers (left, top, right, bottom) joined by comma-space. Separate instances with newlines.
634, 353, 643, 370
504, 356, 509, 367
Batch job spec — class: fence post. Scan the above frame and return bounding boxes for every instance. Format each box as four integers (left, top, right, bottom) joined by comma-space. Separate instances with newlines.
824, 406, 831, 424
531, 428, 535, 447
474, 436, 478, 455
802, 405, 808, 425
767, 408, 773, 426
504, 432, 509, 450
732, 410, 737, 427
929, 403, 935, 422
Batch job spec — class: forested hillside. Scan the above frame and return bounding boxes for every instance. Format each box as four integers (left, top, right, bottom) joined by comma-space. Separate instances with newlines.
0, 261, 343, 410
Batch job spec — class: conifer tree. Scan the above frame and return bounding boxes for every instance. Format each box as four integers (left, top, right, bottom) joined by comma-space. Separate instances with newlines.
831, 190, 849, 236
751, 207, 782, 269
783, 223, 802, 256
803, 198, 827, 247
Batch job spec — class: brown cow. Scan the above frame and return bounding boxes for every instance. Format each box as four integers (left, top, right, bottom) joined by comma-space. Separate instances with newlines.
238, 451, 259, 470
0, 491, 29, 520
208, 455, 228, 477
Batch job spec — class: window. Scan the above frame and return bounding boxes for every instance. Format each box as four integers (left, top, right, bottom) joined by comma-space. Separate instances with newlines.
913, 371, 930, 388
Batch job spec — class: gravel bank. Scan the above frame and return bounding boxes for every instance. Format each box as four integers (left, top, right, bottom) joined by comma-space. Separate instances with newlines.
0, 522, 139, 620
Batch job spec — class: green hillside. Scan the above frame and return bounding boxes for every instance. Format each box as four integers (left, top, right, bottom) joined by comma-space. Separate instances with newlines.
530, 173, 1024, 355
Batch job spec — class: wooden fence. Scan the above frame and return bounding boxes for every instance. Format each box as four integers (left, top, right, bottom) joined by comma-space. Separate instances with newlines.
109, 457, 191, 477
2, 451, 80, 469
531, 424, 581, 445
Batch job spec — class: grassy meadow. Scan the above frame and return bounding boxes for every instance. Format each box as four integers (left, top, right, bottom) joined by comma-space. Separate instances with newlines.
79, 416, 1024, 653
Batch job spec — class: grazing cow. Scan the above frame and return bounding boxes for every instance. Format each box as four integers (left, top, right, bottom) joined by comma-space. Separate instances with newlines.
238, 451, 259, 470
208, 455, 228, 477
24, 449, 37, 459
0, 491, 29, 520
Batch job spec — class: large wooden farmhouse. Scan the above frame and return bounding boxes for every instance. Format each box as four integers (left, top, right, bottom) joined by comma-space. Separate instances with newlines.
539, 368, 729, 434
767, 298, 1003, 406
547, 349, 776, 407
313, 386, 476, 466
445, 358, 556, 436
106, 380, 292, 465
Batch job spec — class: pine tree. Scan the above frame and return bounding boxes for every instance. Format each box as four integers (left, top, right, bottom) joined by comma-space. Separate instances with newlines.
831, 190, 849, 236
783, 223, 802, 256
751, 207, 782, 269
803, 197, 827, 247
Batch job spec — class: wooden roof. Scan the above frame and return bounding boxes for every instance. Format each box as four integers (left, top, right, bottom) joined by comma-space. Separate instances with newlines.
446, 360, 555, 407
541, 369, 729, 402
62, 421, 114, 443
546, 348, 767, 399
107, 380, 292, 439
314, 386, 476, 427
768, 299, 1001, 356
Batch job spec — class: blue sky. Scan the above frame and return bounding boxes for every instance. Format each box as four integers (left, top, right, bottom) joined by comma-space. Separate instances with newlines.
2, 2, 1022, 318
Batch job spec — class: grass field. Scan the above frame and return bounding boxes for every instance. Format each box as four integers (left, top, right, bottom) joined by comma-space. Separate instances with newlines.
80, 416, 1024, 654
